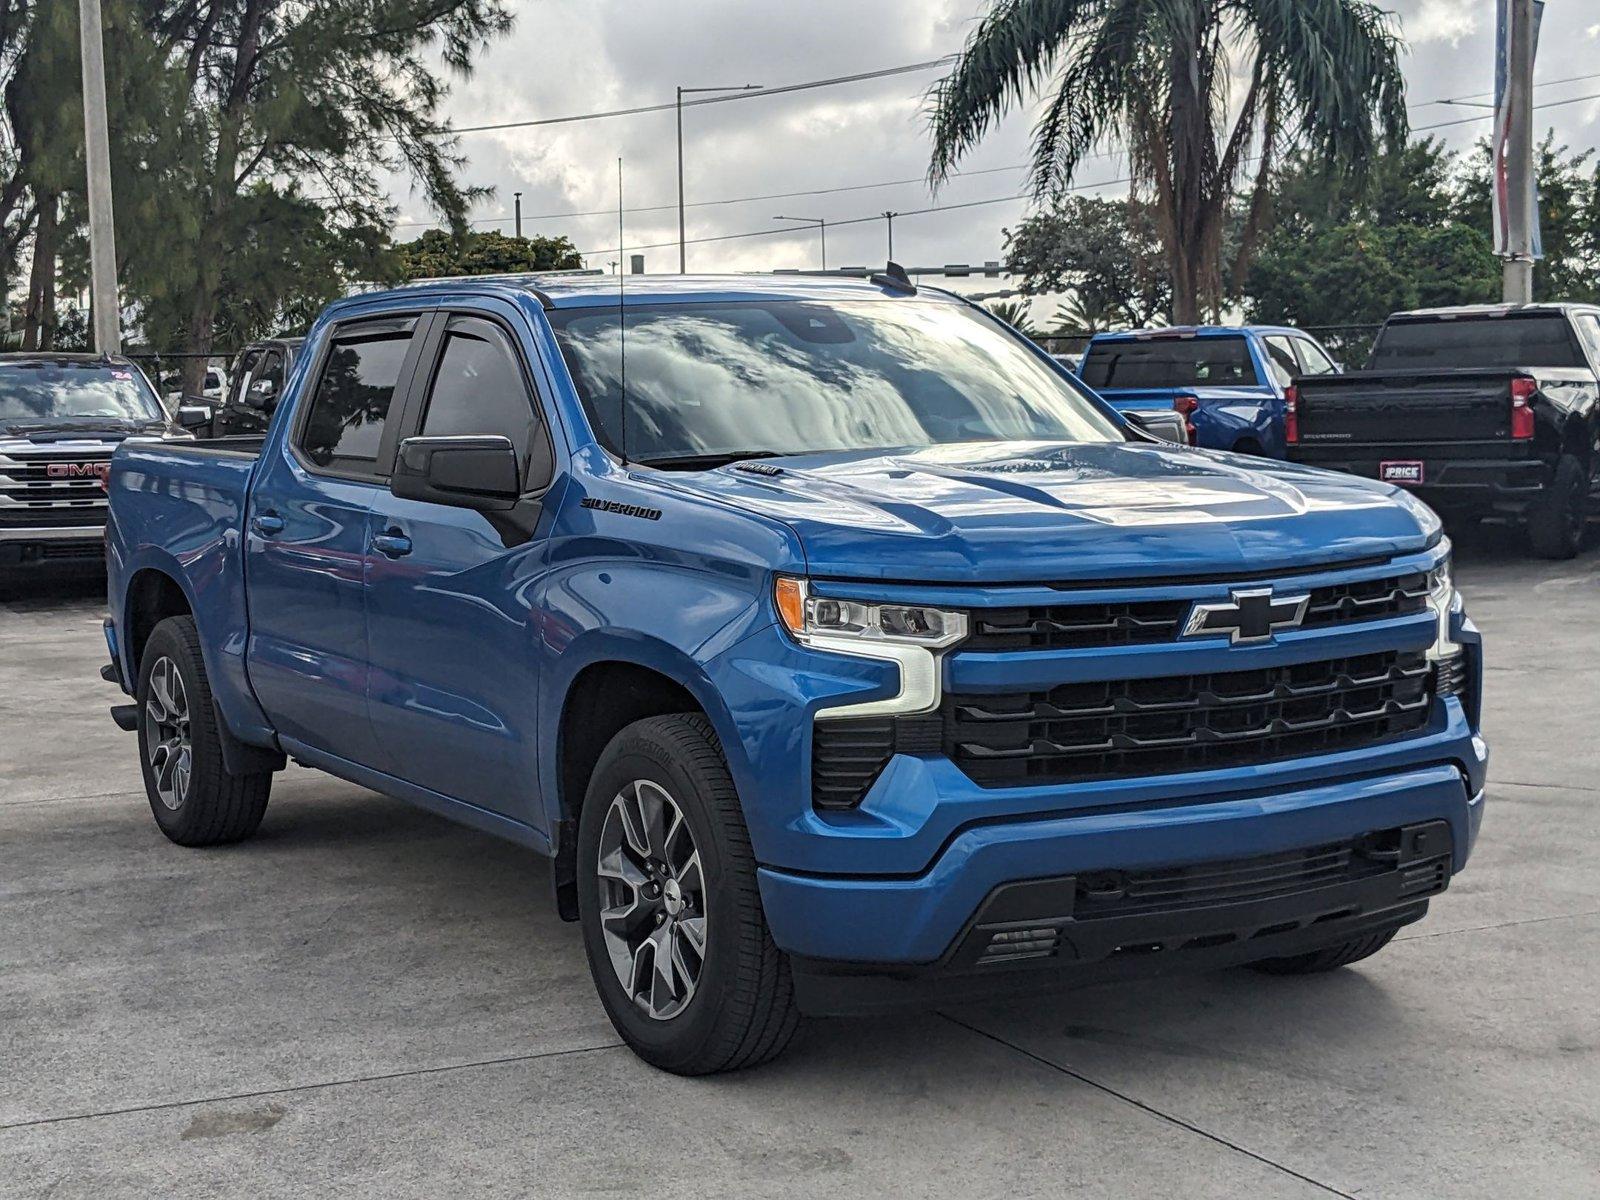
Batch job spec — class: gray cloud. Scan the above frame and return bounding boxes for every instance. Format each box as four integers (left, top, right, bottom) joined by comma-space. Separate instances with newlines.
383, 0, 1600, 296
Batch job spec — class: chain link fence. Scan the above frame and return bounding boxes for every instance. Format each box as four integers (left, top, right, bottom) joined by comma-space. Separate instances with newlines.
121, 351, 236, 402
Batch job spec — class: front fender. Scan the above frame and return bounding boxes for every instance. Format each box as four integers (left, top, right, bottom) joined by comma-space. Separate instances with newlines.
535, 620, 754, 833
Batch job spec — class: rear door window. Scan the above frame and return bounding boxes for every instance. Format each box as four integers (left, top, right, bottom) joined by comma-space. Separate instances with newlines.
1292, 337, 1338, 375
1261, 336, 1301, 387
1080, 336, 1257, 389
228, 350, 260, 407
298, 321, 417, 476
1572, 314, 1600, 368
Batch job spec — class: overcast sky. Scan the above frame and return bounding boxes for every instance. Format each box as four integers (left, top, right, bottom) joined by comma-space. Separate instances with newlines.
383, 0, 1600, 295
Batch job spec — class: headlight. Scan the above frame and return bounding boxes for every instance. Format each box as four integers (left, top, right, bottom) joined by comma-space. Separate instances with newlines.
774, 576, 967, 719
774, 577, 967, 649
1424, 542, 1459, 662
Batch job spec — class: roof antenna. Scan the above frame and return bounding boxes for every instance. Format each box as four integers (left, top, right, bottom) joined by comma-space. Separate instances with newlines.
871, 260, 917, 295
616, 156, 629, 466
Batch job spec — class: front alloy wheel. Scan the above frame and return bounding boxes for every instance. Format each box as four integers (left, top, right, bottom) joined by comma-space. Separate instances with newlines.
597, 779, 708, 1020
143, 655, 193, 810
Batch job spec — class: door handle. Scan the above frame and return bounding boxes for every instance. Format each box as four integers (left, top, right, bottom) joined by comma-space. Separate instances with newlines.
250, 513, 284, 537
371, 531, 413, 558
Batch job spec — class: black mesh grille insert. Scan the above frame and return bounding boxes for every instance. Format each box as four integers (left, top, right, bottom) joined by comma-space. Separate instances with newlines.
962, 571, 1430, 652
945, 649, 1434, 788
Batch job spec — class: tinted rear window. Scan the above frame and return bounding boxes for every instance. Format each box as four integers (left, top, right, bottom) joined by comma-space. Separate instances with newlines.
1370, 315, 1584, 369
300, 326, 413, 473
1079, 337, 1257, 389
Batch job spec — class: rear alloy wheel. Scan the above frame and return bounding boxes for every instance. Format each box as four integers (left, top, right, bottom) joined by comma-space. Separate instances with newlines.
143, 656, 194, 811
136, 616, 271, 846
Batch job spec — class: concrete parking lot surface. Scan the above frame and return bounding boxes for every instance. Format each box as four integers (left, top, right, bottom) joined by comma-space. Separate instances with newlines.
2, 530, 1596, 1198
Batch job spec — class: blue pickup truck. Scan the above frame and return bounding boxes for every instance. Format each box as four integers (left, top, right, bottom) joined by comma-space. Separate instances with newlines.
1079, 325, 1342, 456
103, 273, 1485, 1074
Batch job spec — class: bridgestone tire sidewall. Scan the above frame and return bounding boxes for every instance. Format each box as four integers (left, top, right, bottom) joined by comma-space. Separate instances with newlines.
575, 728, 744, 1070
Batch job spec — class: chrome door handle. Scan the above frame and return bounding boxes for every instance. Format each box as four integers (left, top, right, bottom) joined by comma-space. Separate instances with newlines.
371, 531, 413, 558
250, 513, 284, 536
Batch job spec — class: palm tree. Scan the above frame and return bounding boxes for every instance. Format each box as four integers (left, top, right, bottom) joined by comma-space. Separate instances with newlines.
929, 0, 1408, 323
986, 298, 1039, 337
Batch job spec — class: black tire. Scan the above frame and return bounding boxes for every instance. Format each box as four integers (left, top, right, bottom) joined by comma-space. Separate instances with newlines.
1526, 453, 1588, 560
576, 713, 799, 1075
135, 615, 271, 846
1248, 927, 1398, 976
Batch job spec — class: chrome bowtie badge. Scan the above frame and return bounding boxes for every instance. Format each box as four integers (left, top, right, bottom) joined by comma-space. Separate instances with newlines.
1184, 587, 1309, 643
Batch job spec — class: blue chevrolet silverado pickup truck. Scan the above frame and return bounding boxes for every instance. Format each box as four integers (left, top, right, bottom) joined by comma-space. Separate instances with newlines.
102, 272, 1486, 1074
1079, 324, 1342, 456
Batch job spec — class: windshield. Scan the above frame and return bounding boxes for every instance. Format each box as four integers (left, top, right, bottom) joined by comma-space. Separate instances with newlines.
0, 360, 164, 423
1369, 315, 1585, 369
1079, 336, 1258, 389
548, 299, 1123, 465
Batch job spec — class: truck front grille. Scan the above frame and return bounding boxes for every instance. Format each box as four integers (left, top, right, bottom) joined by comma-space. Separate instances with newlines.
0, 445, 114, 529
963, 569, 1430, 652
943, 649, 1433, 788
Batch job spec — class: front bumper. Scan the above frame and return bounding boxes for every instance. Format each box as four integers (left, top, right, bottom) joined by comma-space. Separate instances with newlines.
760, 758, 1481, 972
0, 524, 107, 570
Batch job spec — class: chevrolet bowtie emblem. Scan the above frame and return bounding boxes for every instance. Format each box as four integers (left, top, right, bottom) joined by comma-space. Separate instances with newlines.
1183, 588, 1309, 644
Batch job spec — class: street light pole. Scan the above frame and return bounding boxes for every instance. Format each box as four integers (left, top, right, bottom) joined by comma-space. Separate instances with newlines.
514, 191, 523, 239
773, 216, 827, 270
883, 211, 898, 261
676, 83, 761, 273
78, 0, 119, 353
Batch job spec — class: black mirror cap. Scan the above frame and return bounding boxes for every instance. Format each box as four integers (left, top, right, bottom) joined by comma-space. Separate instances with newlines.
175, 404, 213, 430
391, 435, 521, 512
1124, 410, 1190, 445
244, 379, 277, 409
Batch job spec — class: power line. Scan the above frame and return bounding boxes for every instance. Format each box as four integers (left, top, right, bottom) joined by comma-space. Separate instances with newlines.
573, 175, 1133, 260
450, 56, 957, 135
402, 70, 1600, 235
393, 162, 1030, 229
1414, 69, 1600, 108
1412, 88, 1600, 132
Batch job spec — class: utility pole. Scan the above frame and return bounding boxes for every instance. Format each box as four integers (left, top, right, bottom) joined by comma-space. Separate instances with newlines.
883, 212, 898, 261
676, 83, 761, 273
1501, 0, 1538, 303
514, 191, 523, 239
79, 0, 120, 353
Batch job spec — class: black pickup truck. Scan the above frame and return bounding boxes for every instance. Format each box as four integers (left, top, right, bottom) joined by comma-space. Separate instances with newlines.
188, 336, 303, 438
1288, 303, 1600, 558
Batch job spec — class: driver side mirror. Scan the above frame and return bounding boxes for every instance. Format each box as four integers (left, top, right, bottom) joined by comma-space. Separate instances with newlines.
175, 403, 213, 431
244, 377, 278, 410
391, 435, 521, 512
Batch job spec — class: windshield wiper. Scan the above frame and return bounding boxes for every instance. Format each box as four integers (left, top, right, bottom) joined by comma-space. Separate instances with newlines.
635, 450, 791, 471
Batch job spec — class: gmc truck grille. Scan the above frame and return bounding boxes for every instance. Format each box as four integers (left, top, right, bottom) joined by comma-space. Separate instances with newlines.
0, 445, 114, 530
963, 570, 1430, 652
944, 649, 1433, 788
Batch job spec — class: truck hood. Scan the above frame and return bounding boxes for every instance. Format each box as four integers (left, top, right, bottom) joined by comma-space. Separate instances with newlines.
0, 416, 169, 441
654, 441, 1437, 583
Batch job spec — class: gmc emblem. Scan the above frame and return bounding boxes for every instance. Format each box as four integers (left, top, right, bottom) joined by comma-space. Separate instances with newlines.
45, 462, 111, 481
